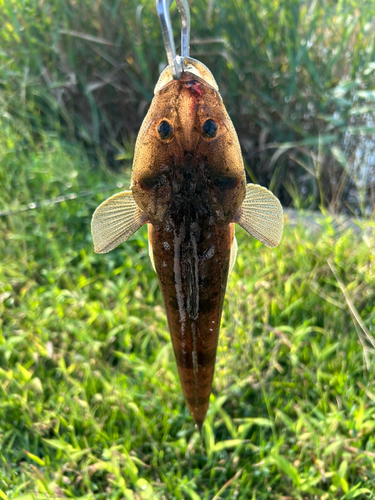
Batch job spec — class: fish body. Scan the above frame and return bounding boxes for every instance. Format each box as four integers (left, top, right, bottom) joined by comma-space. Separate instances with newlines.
148, 222, 234, 427
131, 71, 245, 427
91, 58, 284, 429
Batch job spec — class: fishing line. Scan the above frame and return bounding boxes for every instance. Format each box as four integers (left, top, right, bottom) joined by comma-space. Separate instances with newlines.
0, 182, 125, 218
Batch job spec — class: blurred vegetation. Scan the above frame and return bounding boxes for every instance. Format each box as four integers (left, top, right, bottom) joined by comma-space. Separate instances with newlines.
1, 0, 375, 214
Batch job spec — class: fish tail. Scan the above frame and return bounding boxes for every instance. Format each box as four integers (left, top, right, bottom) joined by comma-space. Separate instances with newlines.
175, 328, 217, 429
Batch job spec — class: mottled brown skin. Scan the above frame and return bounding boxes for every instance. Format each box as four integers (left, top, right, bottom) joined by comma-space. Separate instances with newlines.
131, 71, 246, 428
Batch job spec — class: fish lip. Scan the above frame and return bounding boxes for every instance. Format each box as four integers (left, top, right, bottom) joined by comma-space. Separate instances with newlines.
155, 57, 219, 94
158, 70, 218, 93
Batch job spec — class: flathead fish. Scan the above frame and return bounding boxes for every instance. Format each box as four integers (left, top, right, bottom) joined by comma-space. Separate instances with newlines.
91, 58, 283, 429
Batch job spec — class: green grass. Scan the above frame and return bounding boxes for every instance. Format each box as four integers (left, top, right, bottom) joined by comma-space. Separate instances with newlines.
1, 122, 375, 499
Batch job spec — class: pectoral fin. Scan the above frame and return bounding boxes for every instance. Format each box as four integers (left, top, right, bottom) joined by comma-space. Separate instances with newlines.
148, 235, 156, 272
91, 191, 147, 253
228, 233, 238, 275
234, 184, 283, 247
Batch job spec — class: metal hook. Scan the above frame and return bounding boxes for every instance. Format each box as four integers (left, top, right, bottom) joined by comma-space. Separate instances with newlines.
156, 0, 190, 79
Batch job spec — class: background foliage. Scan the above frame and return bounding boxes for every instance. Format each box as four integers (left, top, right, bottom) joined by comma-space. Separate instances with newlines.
1, 0, 375, 498
1, 0, 375, 214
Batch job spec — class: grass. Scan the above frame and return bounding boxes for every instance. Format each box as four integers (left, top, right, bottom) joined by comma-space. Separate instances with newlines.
1, 121, 375, 499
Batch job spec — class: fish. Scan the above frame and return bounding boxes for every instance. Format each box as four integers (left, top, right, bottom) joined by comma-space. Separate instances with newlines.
91, 57, 284, 430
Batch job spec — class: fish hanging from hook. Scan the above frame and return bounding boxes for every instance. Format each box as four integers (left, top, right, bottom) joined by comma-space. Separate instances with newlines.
91, 0, 284, 430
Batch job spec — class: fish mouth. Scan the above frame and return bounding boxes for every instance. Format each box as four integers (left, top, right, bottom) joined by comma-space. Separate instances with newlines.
183, 79, 204, 96
154, 57, 219, 93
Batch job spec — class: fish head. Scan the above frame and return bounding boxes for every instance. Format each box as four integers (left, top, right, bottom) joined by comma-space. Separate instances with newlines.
131, 59, 246, 226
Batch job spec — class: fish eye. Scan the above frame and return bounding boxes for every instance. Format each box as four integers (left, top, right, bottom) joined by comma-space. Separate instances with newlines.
158, 120, 173, 140
202, 119, 218, 139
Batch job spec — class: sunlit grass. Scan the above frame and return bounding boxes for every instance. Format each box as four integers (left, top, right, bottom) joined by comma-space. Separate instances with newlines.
0, 125, 374, 499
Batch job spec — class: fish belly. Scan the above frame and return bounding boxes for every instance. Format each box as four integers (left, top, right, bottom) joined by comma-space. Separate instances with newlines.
149, 221, 234, 428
